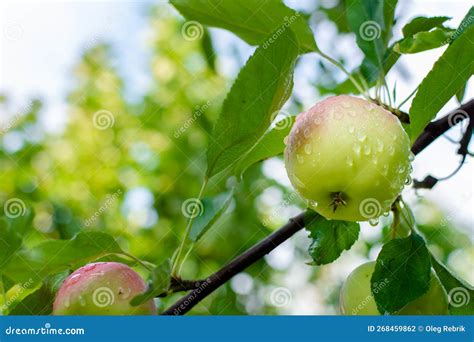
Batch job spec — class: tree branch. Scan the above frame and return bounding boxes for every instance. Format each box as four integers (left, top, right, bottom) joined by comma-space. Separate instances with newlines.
162, 99, 474, 315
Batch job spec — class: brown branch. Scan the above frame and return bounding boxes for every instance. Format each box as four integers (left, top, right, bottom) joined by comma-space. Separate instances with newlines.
162, 99, 473, 315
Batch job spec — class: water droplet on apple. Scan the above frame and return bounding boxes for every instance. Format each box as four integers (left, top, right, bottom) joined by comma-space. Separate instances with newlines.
369, 218, 379, 226
383, 211, 390, 217
308, 200, 318, 208
357, 132, 367, 142
409, 152, 415, 161
346, 156, 353, 167
381, 165, 388, 176
398, 165, 405, 174
363, 144, 371, 155
304, 128, 310, 138
388, 146, 395, 155
304, 144, 312, 155
352, 144, 361, 156
283, 136, 289, 145
296, 154, 304, 164
79, 295, 86, 306
405, 175, 412, 185
376, 139, 384, 152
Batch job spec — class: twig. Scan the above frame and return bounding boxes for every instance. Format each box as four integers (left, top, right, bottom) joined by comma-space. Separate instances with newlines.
162, 213, 306, 315
163, 100, 473, 315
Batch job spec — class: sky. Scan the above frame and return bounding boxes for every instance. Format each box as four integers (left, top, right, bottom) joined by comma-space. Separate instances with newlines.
0, 0, 472, 233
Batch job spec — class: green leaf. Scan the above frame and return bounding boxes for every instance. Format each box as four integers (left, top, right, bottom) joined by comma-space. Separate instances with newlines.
201, 28, 216, 72
394, 27, 454, 54
0, 219, 22, 267
449, 6, 474, 42
409, 25, 474, 141
5, 207, 34, 237
345, 0, 386, 72
170, 0, 317, 53
189, 190, 234, 242
206, 29, 298, 177
131, 260, 171, 306
371, 233, 431, 313
305, 210, 360, 265
1, 231, 124, 283
234, 116, 295, 177
402, 16, 451, 37
7, 272, 68, 315
431, 254, 474, 315
456, 83, 467, 103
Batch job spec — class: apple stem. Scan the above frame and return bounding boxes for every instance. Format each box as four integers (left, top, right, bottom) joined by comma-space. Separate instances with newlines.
330, 191, 347, 212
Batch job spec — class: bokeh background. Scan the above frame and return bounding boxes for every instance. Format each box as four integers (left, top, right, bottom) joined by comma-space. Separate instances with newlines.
0, 0, 472, 314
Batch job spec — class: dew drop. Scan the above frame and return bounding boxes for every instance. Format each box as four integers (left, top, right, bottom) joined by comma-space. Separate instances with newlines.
372, 157, 378, 165
383, 211, 390, 217
308, 200, 318, 208
83, 264, 97, 272
79, 295, 86, 307
346, 156, 353, 167
69, 274, 81, 285
296, 154, 304, 164
388, 146, 395, 156
64, 296, 71, 308
303, 128, 310, 138
283, 135, 289, 145
363, 144, 371, 155
352, 144, 361, 156
357, 132, 367, 142
376, 139, 384, 152
405, 175, 412, 185
398, 165, 406, 174
304, 144, 312, 155
381, 165, 388, 176
409, 152, 415, 162
369, 218, 379, 226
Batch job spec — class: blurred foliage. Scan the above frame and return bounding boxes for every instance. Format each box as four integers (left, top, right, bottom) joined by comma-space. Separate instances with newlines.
0, 4, 472, 315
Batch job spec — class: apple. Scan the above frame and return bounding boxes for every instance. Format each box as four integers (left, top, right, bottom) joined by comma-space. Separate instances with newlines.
53, 262, 156, 315
340, 261, 449, 315
284, 95, 412, 221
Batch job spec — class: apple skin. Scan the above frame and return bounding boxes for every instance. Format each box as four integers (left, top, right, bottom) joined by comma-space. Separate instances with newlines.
340, 261, 449, 315
284, 95, 411, 221
53, 262, 156, 315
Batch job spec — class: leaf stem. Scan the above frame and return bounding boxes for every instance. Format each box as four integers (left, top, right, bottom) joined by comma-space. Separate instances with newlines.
318, 51, 368, 98
397, 86, 418, 110
171, 179, 208, 276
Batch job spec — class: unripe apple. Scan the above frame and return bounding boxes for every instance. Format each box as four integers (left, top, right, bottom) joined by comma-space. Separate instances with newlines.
284, 95, 412, 222
53, 262, 156, 315
340, 261, 449, 315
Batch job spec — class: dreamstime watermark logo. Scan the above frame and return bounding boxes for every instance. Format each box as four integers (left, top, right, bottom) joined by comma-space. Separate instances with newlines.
447, 109, 469, 128
174, 101, 211, 138
5, 323, 85, 336
270, 110, 293, 131
92, 287, 115, 308
262, 14, 300, 49
92, 110, 115, 130
172, 278, 212, 315
84, 190, 122, 227
351, 278, 389, 315
269, 287, 292, 307
181, 198, 204, 218
359, 198, 382, 219
446, 15, 473, 43
0, 278, 34, 313
181, 21, 204, 41
4, 198, 27, 218
359, 21, 381, 41
3, 22, 24, 41
448, 287, 470, 308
